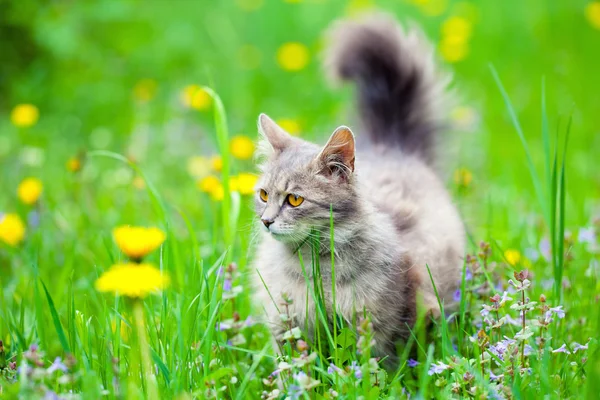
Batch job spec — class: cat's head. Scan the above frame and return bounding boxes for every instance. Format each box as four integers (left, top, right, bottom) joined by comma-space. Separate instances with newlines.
253, 114, 357, 244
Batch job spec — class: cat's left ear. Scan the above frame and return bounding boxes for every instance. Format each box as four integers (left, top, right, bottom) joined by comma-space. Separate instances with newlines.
316, 126, 355, 180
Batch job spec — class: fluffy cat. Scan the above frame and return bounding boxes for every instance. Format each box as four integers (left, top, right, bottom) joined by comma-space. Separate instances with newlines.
251, 14, 465, 362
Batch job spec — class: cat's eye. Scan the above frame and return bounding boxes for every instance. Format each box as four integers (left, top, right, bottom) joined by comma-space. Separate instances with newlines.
259, 189, 269, 202
287, 194, 304, 207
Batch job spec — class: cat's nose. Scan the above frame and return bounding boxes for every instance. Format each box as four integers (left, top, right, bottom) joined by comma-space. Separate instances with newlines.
261, 218, 274, 228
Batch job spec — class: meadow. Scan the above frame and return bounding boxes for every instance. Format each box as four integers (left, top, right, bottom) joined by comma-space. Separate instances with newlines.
1, 0, 600, 398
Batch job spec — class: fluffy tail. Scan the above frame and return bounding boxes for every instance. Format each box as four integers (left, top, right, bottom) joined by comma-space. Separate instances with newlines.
324, 14, 449, 164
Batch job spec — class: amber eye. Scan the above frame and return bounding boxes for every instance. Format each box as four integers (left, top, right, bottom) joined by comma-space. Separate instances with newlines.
287, 194, 304, 207
259, 189, 268, 202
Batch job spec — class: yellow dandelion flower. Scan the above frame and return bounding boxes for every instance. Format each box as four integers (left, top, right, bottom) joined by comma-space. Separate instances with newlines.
453, 167, 473, 187
229, 175, 239, 193
197, 175, 221, 194
17, 177, 43, 205
235, 173, 258, 195
276, 118, 301, 135
586, 2, 600, 29
439, 37, 469, 63
113, 226, 166, 260
236, 0, 263, 11
230, 135, 255, 160
210, 183, 225, 201
0, 213, 26, 247
186, 156, 211, 179
276, 42, 310, 71
66, 157, 82, 172
504, 249, 522, 266
441, 16, 472, 41
181, 85, 212, 110
133, 79, 158, 103
95, 263, 170, 298
211, 155, 223, 172
10, 104, 39, 128
238, 45, 262, 70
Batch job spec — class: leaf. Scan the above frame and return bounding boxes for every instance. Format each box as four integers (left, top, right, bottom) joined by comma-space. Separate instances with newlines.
41, 280, 71, 353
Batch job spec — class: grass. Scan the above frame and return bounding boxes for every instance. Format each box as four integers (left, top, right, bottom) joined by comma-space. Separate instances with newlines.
1, 0, 600, 399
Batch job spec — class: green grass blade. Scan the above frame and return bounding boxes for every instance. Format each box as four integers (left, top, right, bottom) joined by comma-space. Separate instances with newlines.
41, 280, 71, 353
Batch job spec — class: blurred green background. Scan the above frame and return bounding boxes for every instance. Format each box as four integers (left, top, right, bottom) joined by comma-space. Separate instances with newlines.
2, 0, 599, 239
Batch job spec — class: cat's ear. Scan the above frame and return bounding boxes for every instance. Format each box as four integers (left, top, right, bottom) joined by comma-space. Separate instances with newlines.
257, 113, 293, 152
315, 126, 355, 180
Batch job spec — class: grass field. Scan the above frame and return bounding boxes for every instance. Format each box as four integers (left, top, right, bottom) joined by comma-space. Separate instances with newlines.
1, 0, 600, 398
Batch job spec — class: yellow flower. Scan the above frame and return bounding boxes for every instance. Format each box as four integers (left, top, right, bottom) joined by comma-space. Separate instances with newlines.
277, 118, 301, 135
66, 157, 82, 172
230, 135, 255, 160
210, 183, 225, 201
95, 263, 170, 298
133, 79, 158, 103
132, 176, 146, 190
17, 177, 43, 205
439, 37, 469, 63
586, 2, 600, 29
504, 249, 522, 266
113, 226, 166, 260
211, 155, 223, 172
454, 167, 473, 187
186, 156, 211, 178
0, 213, 26, 247
181, 85, 211, 110
10, 104, 39, 128
235, 173, 258, 195
441, 16, 472, 41
197, 175, 221, 193
238, 45, 262, 70
276, 42, 310, 71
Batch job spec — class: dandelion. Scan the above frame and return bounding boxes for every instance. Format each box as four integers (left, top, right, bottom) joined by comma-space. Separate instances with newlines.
428, 361, 450, 375
441, 16, 473, 41
230, 135, 255, 160
504, 249, 522, 266
95, 263, 170, 298
454, 167, 473, 187
181, 84, 211, 110
210, 155, 223, 172
133, 79, 157, 103
197, 175, 221, 193
276, 42, 310, 71
234, 173, 258, 195
66, 157, 82, 172
210, 183, 225, 202
276, 118, 301, 135
585, 2, 600, 29
439, 38, 469, 63
112, 226, 166, 261
186, 156, 211, 179
0, 213, 26, 246
17, 177, 43, 205
10, 104, 39, 128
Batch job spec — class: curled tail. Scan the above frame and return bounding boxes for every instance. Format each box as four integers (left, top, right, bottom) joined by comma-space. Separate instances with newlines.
324, 14, 449, 164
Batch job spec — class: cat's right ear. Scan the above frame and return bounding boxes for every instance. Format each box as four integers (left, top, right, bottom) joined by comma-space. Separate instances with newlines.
257, 113, 293, 152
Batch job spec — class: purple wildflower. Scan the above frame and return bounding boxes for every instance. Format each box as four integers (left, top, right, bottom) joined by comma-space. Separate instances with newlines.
47, 357, 68, 374
44, 391, 60, 400
223, 279, 232, 292
547, 306, 565, 319
28, 210, 40, 229
327, 363, 342, 375
572, 342, 588, 353
407, 358, 419, 368
489, 370, 501, 381
523, 344, 533, 356
578, 227, 596, 245
216, 321, 232, 331
539, 238, 551, 261
427, 361, 450, 375
552, 344, 571, 354
524, 247, 540, 262
287, 384, 303, 400
453, 289, 461, 303
465, 267, 473, 281
350, 361, 362, 379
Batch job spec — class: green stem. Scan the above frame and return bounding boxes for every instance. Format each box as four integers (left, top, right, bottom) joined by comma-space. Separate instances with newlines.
133, 299, 159, 400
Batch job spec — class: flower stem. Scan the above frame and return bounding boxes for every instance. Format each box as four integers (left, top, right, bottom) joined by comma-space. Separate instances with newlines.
521, 290, 526, 367
133, 299, 159, 400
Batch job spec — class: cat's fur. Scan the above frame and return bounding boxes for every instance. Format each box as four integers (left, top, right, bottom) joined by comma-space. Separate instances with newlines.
251, 14, 465, 362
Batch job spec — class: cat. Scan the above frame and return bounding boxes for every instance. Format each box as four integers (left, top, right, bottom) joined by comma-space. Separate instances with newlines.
251, 13, 465, 363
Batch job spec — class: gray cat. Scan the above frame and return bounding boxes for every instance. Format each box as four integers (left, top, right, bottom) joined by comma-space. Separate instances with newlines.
251, 14, 465, 362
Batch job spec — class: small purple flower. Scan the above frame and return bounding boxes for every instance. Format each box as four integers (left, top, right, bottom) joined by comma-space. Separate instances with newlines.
407, 358, 419, 368
489, 370, 501, 381
427, 361, 450, 375
243, 316, 254, 327
552, 344, 571, 354
28, 210, 41, 229
578, 227, 596, 245
548, 306, 565, 319
287, 384, 303, 400
524, 247, 540, 262
327, 363, 342, 375
572, 342, 588, 353
350, 361, 362, 379
47, 357, 68, 374
216, 321, 232, 331
523, 344, 533, 356
465, 267, 473, 281
540, 238, 551, 261
223, 279, 232, 292
44, 391, 60, 400
453, 289, 461, 303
